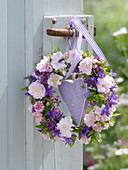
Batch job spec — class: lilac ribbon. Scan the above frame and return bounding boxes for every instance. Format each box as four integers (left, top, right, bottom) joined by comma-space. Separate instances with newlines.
66, 17, 108, 79
66, 31, 82, 79
66, 29, 76, 50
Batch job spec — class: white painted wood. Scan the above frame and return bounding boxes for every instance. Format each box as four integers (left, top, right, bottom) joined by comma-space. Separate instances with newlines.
25, 0, 94, 169
25, 0, 44, 169
0, 0, 7, 169
42, 15, 93, 170
7, 0, 25, 169
43, 0, 83, 16
87, 16, 94, 54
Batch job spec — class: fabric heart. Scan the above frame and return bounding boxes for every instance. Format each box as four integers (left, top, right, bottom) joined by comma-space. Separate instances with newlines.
59, 79, 88, 125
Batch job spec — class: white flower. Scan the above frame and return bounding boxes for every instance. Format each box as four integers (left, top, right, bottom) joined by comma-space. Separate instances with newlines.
78, 57, 92, 75
28, 81, 46, 99
64, 50, 82, 63
97, 75, 115, 94
48, 73, 63, 88
57, 117, 74, 137
36, 56, 53, 72
51, 51, 66, 70
113, 27, 128, 37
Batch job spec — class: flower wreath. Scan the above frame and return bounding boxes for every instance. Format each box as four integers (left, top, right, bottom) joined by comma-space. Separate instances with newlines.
23, 47, 119, 147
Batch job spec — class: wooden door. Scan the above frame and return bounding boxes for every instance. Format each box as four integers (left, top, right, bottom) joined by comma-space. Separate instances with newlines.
0, 0, 94, 170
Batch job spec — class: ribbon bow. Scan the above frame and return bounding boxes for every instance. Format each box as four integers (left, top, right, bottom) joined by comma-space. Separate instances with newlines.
66, 17, 108, 79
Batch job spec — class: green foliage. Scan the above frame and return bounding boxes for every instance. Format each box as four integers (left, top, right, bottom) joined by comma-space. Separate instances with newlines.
83, 1, 128, 169
84, 0, 128, 92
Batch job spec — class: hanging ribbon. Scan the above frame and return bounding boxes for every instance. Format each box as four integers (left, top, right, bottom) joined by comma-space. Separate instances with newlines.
65, 21, 76, 50
66, 17, 109, 79
66, 31, 82, 79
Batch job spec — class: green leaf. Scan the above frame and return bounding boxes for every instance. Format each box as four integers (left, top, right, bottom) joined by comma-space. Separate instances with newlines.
112, 113, 121, 116
21, 86, 28, 91
49, 132, 54, 139
80, 118, 84, 126
97, 99, 102, 107
56, 46, 60, 51
83, 51, 90, 57
110, 120, 115, 123
28, 77, 33, 82
42, 128, 48, 134
72, 128, 81, 133
69, 141, 75, 147
88, 88, 97, 93
97, 94, 105, 100
94, 132, 102, 143
36, 125, 44, 129
36, 123, 47, 129
87, 94, 95, 101
88, 130, 94, 137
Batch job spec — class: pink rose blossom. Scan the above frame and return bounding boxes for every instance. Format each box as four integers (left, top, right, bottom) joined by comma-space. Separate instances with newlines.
108, 105, 116, 114
28, 82, 46, 99
36, 56, 53, 72
84, 114, 96, 127
101, 114, 111, 122
35, 112, 42, 123
109, 122, 114, 126
54, 108, 60, 112
45, 62, 53, 72
34, 101, 44, 112
94, 105, 105, 115
64, 50, 75, 63
93, 122, 103, 132
97, 75, 115, 94
103, 123, 109, 130
79, 57, 92, 75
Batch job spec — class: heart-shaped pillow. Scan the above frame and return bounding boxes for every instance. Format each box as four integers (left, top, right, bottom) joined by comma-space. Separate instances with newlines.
59, 79, 88, 125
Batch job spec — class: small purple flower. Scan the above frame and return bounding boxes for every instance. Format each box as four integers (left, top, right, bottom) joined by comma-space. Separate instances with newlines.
98, 72, 106, 78
65, 137, 74, 145
108, 91, 119, 105
58, 58, 65, 63
32, 106, 35, 113
88, 102, 96, 107
52, 129, 61, 137
94, 56, 100, 60
101, 105, 110, 116
110, 70, 117, 77
80, 124, 91, 136
46, 119, 56, 130
84, 78, 97, 88
45, 86, 56, 97
38, 129, 43, 133
48, 107, 63, 120
24, 75, 37, 84
35, 69, 42, 76
40, 72, 51, 86
25, 92, 31, 96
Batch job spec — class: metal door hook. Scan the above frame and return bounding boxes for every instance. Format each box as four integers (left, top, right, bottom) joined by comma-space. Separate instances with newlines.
46, 27, 96, 38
